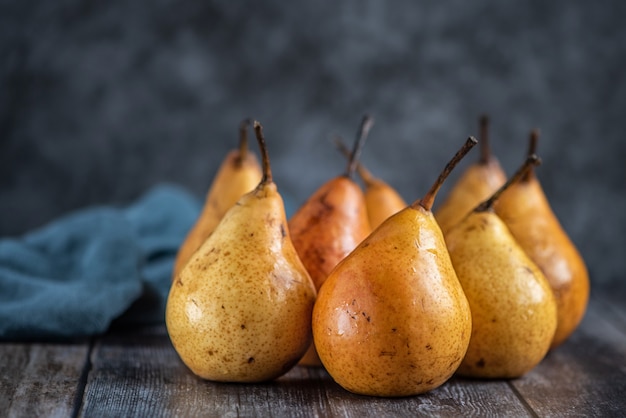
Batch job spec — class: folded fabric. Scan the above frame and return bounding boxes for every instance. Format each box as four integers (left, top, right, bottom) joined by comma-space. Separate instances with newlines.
0, 184, 201, 341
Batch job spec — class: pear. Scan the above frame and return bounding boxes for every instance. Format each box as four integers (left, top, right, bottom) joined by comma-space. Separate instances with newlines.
312, 137, 476, 397
290, 115, 373, 367
172, 119, 262, 280
445, 154, 557, 378
166, 121, 317, 383
495, 130, 589, 349
334, 137, 407, 230
435, 115, 506, 235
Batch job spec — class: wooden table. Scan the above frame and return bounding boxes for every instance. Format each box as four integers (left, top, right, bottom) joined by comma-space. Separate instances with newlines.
2, 286, 625, 417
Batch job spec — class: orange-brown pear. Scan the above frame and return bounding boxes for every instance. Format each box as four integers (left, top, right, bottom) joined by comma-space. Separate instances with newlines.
172, 120, 262, 280
166, 121, 316, 383
445, 154, 557, 378
435, 115, 506, 235
312, 137, 476, 397
289, 116, 373, 366
334, 138, 407, 230
495, 130, 589, 349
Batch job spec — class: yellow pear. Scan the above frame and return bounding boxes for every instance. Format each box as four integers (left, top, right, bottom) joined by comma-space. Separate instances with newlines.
445, 154, 557, 378
172, 120, 262, 280
312, 137, 476, 397
334, 137, 407, 230
495, 130, 589, 349
166, 121, 316, 383
290, 116, 373, 367
435, 115, 506, 235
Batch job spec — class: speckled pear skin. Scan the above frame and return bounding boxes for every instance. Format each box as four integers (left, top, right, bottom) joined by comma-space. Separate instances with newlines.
435, 158, 506, 235
172, 149, 262, 279
290, 176, 371, 291
495, 177, 589, 349
445, 211, 557, 378
313, 205, 472, 397
289, 176, 371, 367
166, 181, 317, 383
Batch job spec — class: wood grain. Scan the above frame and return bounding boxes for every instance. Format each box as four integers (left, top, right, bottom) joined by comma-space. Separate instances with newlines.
510, 294, 626, 417
79, 326, 531, 417
0, 341, 90, 418
2, 293, 625, 417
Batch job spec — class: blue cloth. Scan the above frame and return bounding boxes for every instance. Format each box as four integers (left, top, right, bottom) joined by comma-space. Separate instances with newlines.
0, 184, 201, 341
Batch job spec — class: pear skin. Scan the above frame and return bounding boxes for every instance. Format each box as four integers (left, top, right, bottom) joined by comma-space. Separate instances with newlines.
436, 115, 506, 235
290, 176, 370, 366
312, 138, 476, 397
172, 120, 262, 280
495, 131, 589, 349
358, 164, 407, 230
446, 155, 557, 378
166, 122, 316, 382
290, 116, 372, 367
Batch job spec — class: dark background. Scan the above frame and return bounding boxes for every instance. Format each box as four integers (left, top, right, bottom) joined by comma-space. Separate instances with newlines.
1, 1, 624, 288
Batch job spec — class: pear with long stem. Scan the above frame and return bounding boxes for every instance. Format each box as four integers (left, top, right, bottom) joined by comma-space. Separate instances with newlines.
495, 130, 589, 349
289, 115, 373, 367
313, 137, 476, 397
172, 120, 262, 280
166, 121, 316, 382
435, 115, 506, 235
445, 154, 557, 378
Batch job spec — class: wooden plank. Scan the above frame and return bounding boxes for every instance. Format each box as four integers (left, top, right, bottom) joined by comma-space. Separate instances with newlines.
320, 374, 532, 418
0, 341, 90, 418
510, 295, 626, 417
80, 325, 531, 417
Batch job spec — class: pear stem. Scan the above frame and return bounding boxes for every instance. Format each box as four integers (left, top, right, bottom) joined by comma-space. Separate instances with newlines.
522, 129, 540, 182
236, 118, 252, 165
413, 137, 478, 211
253, 121, 273, 184
479, 114, 491, 164
346, 114, 374, 179
333, 136, 376, 186
475, 154, 541, 212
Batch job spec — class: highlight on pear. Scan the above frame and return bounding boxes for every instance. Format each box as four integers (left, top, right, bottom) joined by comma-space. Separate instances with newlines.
165, 114, 588, 397
289, 115, 373, 367
312, 137, 476, 397
494, 129, 589, 349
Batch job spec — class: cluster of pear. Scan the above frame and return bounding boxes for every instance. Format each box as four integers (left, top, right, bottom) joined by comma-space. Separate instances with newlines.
165, 115, 589, 397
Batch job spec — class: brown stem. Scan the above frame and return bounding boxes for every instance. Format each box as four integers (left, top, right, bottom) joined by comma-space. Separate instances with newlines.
236, 118, 252, 165
479, 114, 491, 164
346, 114, 374, 179
521, 129, 540, 182
333, 136, 375, 185
413, 137, 478, 211
475, 154, 541, 212
253, 121, 273, 184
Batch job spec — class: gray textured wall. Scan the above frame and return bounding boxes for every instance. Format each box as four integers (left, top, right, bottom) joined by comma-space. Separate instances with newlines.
1, 1, 624, 287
